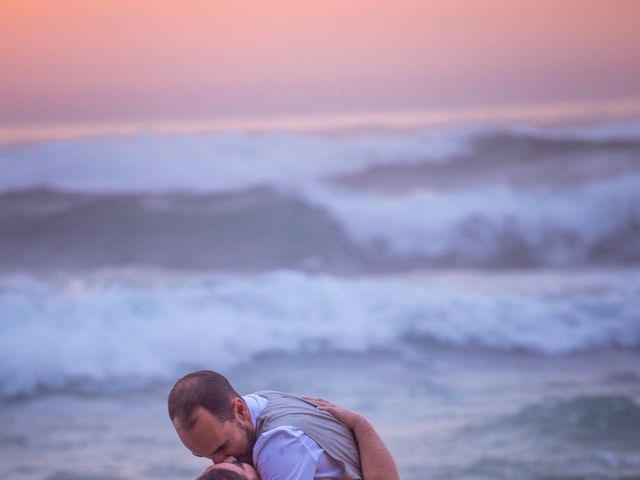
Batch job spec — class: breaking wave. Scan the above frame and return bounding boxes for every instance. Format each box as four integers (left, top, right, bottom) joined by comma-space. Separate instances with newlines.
305, 174, 640, 268
1, 173, 639, 271
1, 118, 639, 195
1, 270, 639, 399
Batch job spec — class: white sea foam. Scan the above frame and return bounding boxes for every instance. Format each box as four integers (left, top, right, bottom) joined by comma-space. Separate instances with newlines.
1, 270, 639, 398
2, 117, 639, 194
0, 128, 474, 194
302, 174, 640, 266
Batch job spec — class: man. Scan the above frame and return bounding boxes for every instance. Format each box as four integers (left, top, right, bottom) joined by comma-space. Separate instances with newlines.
194, 399, 400, 480
168, 370, 368, 479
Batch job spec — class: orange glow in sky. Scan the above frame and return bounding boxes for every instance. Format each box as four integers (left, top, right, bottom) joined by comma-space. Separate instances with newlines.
1, 0, 639, 125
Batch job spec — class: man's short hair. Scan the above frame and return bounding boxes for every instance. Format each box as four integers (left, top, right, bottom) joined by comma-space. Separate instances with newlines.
168, 370, 240, 429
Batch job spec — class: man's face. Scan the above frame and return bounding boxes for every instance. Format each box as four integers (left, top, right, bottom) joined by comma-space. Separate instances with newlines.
173, 399, 255, 465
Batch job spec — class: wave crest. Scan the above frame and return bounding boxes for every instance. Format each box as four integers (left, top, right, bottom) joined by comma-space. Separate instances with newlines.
2, 271, 639, 399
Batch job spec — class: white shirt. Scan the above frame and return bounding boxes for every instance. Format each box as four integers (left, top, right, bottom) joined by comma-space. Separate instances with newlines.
243, 394, 344, 480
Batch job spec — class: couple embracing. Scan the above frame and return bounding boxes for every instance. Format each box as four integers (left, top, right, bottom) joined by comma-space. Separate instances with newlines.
168, 370, 400, 480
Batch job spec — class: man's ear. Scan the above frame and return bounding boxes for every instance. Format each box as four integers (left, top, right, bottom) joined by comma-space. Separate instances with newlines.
232, 397, 249, 421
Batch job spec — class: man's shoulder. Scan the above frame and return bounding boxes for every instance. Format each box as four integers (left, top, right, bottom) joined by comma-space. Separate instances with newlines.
252, 390, 295, 399
250, 392, 323, 460
253, 391, 317, 411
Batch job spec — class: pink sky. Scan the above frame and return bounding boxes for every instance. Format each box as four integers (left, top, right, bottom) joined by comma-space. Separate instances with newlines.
1, 0, 639, 125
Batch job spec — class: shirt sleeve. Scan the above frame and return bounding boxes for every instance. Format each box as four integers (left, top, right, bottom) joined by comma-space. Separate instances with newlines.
253, 427, 321, 480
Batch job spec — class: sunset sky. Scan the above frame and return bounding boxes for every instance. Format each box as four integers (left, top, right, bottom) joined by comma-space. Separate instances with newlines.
1, 0, 640, 126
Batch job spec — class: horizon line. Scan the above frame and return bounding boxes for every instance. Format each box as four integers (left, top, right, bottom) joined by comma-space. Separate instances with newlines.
2, 97, 640, 146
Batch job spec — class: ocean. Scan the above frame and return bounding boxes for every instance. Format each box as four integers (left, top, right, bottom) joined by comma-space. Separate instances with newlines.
1, 111, 640, 480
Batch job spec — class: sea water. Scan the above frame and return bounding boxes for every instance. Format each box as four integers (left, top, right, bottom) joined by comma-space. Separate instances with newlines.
1, 114, 640, 480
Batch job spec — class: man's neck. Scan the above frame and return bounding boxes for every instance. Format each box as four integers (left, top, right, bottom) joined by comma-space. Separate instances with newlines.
242, 393, 268, 429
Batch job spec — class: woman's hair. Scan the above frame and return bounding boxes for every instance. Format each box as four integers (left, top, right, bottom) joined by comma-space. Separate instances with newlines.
196, 469, 245, 480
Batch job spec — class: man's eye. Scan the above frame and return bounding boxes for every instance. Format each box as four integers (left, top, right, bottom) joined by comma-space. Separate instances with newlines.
213, 442, 229, 457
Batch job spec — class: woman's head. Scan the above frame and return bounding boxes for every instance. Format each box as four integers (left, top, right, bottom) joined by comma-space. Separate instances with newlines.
196, 456, 259, 480
197, 469, 243, 480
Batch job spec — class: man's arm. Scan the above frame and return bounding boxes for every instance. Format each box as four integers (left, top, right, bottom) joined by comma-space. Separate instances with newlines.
303, 397, 400, 480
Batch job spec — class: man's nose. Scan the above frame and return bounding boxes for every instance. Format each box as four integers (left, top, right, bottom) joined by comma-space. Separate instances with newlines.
211, 452, 227, 465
